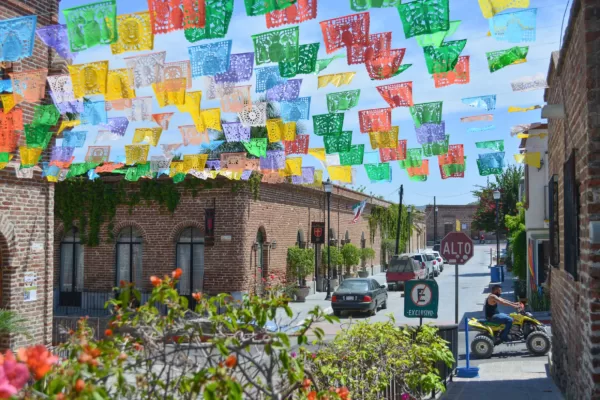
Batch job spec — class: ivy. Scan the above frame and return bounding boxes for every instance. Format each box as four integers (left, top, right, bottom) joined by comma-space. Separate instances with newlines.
55, 178, 225, 247
367, 204, 409, 252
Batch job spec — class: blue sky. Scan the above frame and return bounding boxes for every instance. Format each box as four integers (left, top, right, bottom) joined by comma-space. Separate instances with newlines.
57, 0, 568, 206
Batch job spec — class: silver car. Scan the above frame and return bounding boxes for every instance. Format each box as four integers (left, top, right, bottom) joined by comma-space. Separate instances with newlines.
412, 253, 435, 279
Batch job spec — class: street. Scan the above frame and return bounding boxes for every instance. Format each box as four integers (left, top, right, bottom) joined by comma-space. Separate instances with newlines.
297, 244, 550, 367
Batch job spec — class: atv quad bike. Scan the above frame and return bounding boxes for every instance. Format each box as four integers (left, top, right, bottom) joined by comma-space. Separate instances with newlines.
468, 306, 551, 359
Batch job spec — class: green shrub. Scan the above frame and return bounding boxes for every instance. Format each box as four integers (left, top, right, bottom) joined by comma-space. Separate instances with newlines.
286, 246, 315, 286
341, 243, 361, 275
321, 246, 343, 274
360, 247, 376, 269
511, 228, 527, 281
306, 319, 454, 400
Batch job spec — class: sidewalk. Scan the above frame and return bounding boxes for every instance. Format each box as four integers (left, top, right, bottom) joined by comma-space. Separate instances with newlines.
442, 359, 562, 399
267, 292, 332, 333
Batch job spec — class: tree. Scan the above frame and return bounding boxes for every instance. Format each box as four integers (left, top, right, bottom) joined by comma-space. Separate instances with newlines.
340, 243, 361, 275
472, 165, 523, 233
321, 246, 343, 275
360, 247, 376, 270
287, 246, 315, 287
506, 202, 527, 280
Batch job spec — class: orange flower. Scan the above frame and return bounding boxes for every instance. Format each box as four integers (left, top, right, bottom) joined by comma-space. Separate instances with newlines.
17, 345, 58, 380
302, 378, 312, 389
307, 391, 317, 400
192, 292, 202, 302
118, 353, 127, 361
75, 379, 85, 392
224, 354, 237, 368
104, 329, 113, 337
150, 276, 162, 287
335, 387, 350, 400
133, 343, 143, 352
172, 268, 183, 279
56, 394, 65, 400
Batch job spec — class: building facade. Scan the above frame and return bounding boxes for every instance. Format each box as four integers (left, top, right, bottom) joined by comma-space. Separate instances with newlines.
544, 0, 600, 397
520, 125, 550, 299
424, 204, 480, 244
52, 179, 391, 318
0, 0, 63, 348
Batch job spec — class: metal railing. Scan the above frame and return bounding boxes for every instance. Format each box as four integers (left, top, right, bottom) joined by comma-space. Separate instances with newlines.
54, 292, 114, 317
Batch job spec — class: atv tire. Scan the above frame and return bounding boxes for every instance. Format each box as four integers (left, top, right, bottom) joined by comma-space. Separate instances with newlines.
471, 335, 495, 359
526, 331, 551, 356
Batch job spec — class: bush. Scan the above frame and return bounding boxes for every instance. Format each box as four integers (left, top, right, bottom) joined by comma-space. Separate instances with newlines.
306, 319, 454, 400
360, 248, 376, 269
287, 246, 315, 286
511, 228, 527, 281
321, 246, 343, 274
341, 243, 361, 275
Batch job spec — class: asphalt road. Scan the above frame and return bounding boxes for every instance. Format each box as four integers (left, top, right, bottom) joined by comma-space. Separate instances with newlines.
310, 244, 551, 367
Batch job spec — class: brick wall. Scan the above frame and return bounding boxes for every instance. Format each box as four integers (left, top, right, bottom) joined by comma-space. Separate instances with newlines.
424, 205, 480, 243
54, 180, 389, 295
0, 0, 62, 348
544, 0, 600, 398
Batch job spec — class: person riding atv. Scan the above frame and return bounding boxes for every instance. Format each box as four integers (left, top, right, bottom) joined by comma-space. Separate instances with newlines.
485, 284, 522, 344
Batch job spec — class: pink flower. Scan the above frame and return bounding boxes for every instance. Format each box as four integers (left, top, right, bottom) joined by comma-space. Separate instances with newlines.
0, 351, 30, 398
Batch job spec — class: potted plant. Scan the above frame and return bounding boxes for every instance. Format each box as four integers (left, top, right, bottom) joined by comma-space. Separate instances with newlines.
286, 246, 315, 302
341, 243, 361, 279
321, 246, 342, 291
359, 248, 376, 278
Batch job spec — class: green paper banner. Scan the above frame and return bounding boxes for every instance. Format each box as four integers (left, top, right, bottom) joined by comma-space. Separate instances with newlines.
398, 0, 450, 39
410, 101, 443, 128
63, 0, 117, 52
477, 159, 503, 176
324, 131, 353, 154
125, 163, 152, 182
350, 0, 400, 11
422, 135, 450, 157
252, 27, 299, 65
243, 138, 268, 157
442, 162, 466, 175
339, 144, 365, 166
409, 174, 428, 182
416, 20, 461, 48
313, 113, 345, 136
245, 0, 297, 16
185, 0, 234, 42
279, 42, 319, 78
486, 46, 529, 73
326, 89, 361, 113
398, 148, 423, 169
32, 104, 60, 126
67, 162, 100, 178
423, 39, 467, 74
172, 172, 186, 183
364, 163, 391, 182
315, 54, 345, 75
24, 124, 52, 149
475, 140, 504, 152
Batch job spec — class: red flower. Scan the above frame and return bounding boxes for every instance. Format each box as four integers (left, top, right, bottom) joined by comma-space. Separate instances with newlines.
336, 387, 350, 400
172, 268, 183, 279
75, 379, 85, 393
302, 378, 312, 389
224, 354, 237, 368
133, 343, 143, 352
307, 391, 317, 400
150, 276, 162, 287
17, 345, 58, 380
104, 329, 113, 337
192, 292, 202, 302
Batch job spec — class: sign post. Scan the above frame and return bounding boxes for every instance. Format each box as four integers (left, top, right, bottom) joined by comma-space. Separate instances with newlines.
440, 232, 474, 324
404, 280, 439, 326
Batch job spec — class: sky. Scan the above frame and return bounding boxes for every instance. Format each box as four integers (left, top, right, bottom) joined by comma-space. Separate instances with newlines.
56, 0, 569, 207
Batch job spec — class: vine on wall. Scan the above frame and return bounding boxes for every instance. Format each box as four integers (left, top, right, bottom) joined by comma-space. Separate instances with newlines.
367, 204, 409, 251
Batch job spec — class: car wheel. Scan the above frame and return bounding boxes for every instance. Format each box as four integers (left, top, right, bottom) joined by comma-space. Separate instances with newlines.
334, 310, 342, 317
381, 298, 387, 309
370, 302, 377, 316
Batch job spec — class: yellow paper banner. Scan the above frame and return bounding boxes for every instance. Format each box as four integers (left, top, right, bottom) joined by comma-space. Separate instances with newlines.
0, 153, 13, 170
508, 105, 541, 113
318, 72, 356, 89
219, 170, 243, 180
153, 78, 186, 107
169, 161, 185, 177
267, 118, 283, 142
133, 127, 163, 146
282, 122, 296, 141
516, 132, 548, 139
183, 154, 208, 172
327, 165, 352, 183
280, 157, 302, 176
308, 148, 326, 161
125, 144, 150, 165
111, 11, 154, 55
201, 108, 222, 132
1, 93, 16, 113
57, 120, 81, 135
68, 61, 109, 99
106, 69, 136, 101
514, 152, 541, 168
177, 91, 203, 131
369, 127, 399, 149
478, 0, 530, 18
19, 146, 42, 166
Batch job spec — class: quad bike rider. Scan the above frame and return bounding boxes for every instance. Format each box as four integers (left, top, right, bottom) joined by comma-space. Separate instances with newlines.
468, 284, 551, 359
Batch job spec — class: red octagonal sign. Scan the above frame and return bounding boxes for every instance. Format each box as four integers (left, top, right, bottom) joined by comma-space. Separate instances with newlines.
440, 232, 474, 265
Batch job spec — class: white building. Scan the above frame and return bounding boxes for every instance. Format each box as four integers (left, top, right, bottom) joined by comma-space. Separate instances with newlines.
520, 124, 550, 300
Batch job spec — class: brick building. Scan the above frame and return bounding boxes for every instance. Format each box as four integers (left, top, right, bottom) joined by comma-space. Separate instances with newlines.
424, 204, 481, 244
544, 0, 600, 398
52, 179, 392, 317
0, 0, 64, 348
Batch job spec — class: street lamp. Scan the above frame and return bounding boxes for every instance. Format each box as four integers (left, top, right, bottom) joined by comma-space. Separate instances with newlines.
407, 208, 412, 253
323, 179, 333, 300
434, 206, 439, 245
493, 190, 501, 271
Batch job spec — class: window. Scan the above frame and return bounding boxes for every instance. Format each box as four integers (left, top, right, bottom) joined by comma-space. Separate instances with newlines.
549, 175, 559, 267
116, 227, 143, 287
296, 230, 306, 249
563, 152, 580, 279
60, 227, 84, 292
176, 227, 205, 295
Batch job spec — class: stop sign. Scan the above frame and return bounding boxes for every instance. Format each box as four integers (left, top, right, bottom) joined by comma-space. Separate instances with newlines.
440, 232, 474, 265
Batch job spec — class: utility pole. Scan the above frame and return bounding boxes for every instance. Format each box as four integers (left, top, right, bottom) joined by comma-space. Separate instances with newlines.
394, 185, 403, 255
433, 196, 437, 246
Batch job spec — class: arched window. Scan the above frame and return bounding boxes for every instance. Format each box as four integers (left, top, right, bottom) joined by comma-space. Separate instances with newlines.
176, 227, 205, 295
361, 232, 366, 249
60, 227, 84, 293
296, 229, 306, 249
116, 227, 143, 287
344, 230, 351, 244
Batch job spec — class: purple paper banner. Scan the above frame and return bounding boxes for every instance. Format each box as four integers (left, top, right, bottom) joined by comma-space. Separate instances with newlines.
222, 122, 251, 142
36, 24, 78, 60
214, 53, 255, 84
260, 150, 286, 170
266, 79, 302, 102
415, 121, 446, 145
100, 117, 129, 136
292, 167, 315, 184
206, 160, 221, 171
51, 146, 74, 162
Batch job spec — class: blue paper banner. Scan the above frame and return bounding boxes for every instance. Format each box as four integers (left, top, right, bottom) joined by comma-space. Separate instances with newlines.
255, 66, 285, 93
280, 97, 311, 122
462, 95, 496, 111
0, 16, 37, 62
489, 9, 537, 43
189, 40, 233, 78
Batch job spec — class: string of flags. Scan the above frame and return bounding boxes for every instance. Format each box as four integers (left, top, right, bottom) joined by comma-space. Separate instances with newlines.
0, 0, 550, 186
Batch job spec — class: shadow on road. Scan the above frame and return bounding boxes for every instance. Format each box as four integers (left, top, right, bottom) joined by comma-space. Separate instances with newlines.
459, 272, 490, 278
443, 377, 561, 400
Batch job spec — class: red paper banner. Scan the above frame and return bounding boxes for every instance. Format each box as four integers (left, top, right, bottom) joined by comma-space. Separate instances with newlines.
266, 0, 317, 28
148, 0, 206, 35
347, 32, 391, 65
439, 144, 464, 165
0, 109, 24, 153
379, 140, 407, 162
434, 56, 470, 88
358, 107, 392, 133
407, 159, 429, 177
320, 12, 370, 54
284, 134, 310, 155
365, 48, 406, 80
376, 81, 413, 107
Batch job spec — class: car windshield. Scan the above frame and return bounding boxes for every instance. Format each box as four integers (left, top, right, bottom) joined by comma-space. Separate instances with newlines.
388, 257, 416, 272
413, 255, 423, 262
425, 254, 435, 261
432, 252, 440, 258
338, 281, 369, 292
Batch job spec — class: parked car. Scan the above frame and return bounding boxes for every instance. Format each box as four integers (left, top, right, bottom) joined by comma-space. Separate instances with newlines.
424, 253, 440, 276
386, 254, 427, 291
427, 250, 445, 273
331, 278, 388, 317
412, 253, 434, 278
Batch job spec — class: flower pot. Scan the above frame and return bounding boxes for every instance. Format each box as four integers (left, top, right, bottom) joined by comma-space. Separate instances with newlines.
330, 278, 339, 291
358, 270, 369, 278
343, 273, 354, 280
294, 287, 311, 302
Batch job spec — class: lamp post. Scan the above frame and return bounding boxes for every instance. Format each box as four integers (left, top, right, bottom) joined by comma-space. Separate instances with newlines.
323, 179, 333, 300
493, 190, 501, 268
407, 208, 412, 253
434, 206, 439, 245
